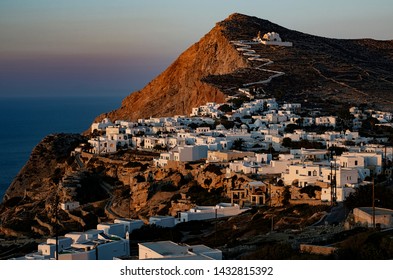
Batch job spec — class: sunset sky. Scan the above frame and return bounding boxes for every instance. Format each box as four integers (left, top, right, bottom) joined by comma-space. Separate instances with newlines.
1, 0, 392, 97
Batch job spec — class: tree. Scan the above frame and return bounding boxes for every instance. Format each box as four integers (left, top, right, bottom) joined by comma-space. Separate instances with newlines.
328, 146, 348, 156
282, 186, 291, 206
277, 179, 284, 186
284, 123, 300, 133
153, 144, 167, 151
282, 137, 292, 148
299, 185, 321, 198
362, 117, 379, 130
344, 184, 393, 211
232, 138, 245, 151
218, 104, 233, 113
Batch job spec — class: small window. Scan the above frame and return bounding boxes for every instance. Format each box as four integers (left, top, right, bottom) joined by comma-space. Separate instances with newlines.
355, 160, 358, 166
308, 171, 311, 176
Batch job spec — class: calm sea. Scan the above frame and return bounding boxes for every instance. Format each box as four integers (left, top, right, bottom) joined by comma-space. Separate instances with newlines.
0, 95, 123, 202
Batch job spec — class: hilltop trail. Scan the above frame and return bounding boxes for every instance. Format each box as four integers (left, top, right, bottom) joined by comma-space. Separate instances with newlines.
231, 40, 285, 87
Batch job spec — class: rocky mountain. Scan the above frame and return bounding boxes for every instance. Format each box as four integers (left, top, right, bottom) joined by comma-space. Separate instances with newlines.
96, 13, 393, 122
96, 14, 248, 121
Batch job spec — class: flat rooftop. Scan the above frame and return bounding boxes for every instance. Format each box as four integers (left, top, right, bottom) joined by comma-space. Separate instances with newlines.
140, 241, 187, 256
139, 240, 220, 259
356, 207, 393, 216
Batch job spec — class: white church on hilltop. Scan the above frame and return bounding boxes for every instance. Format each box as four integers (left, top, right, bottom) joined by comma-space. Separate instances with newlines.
254, 31, 293, 47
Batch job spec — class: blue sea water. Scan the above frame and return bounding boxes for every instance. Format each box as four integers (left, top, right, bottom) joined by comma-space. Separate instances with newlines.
0, 96, 123, 202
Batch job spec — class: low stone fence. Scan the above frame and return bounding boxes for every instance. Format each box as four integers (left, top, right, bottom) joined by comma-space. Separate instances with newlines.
300, 244, 337, 255
289, 199, 329, 206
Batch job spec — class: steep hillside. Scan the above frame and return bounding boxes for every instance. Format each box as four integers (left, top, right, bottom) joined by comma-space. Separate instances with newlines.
96, 17, 248, 121
96, 13, 393, 122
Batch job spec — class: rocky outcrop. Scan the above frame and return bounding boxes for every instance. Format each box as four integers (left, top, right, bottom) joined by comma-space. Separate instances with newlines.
95, 14, 249, 121
0, 134, 86, 237
3, 133, 86, 201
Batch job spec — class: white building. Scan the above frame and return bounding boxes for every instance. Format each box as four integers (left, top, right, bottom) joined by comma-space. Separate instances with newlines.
88, 136, 117, 154
139, 241, 222, 260
177, 203, 248, 223
60, 201, 80, 211
283, 164, 322, 187
340, 152, 382, 175
315, 116, 337, 128
255, 32, 293, 47
90, 118, 113, 133
283, 164, 359, 188
97, 223, 129, 238
14, 230, 129, 260
320, 185, 356, 202
282, 103, 301, 112
114, 218, 144, 234
149, 216, 176, 228
154, 145, 208, 167
173, 145, 208, 162
12, 220, 140, 260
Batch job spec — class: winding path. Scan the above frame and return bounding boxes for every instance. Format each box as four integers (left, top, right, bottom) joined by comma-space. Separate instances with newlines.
100, 181, 121, 219
231, 40, 285, 87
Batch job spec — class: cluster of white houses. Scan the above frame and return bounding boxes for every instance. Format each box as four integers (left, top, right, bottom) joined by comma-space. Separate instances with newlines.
14, 212, 227, 260
16, 201, 245, 260
87, 97, 393, 202
14, 218, 142, 260
88, 98, 368, 157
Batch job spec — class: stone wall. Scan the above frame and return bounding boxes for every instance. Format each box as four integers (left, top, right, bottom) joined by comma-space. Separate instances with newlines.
300, 244, 337, 255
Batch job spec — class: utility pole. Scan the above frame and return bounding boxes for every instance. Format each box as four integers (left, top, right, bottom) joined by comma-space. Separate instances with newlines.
214, 208, 217, 245
330, 160, 333, 205
372, 176, 376, 230
53, 190, 59, 260
129, 178, 132, 219
384, 146, 387, 174
333, 155, 337, 204
330, 150, 336, 205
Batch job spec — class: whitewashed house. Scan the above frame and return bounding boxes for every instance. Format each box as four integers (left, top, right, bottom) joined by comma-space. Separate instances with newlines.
149, 216, 176, 228
16, 227, 130, 260
114, 218, 144, 234
177, 203, 247, 223
320, 185, 356, 202
283, 164, 322, 187
340, 152, 382, 175
90, 118, 113, 133
60, 201, 80, 211
315, 116, 337, 128
138, 241, 222, 260
173, 145, 208, 162
88, 136, 117, 154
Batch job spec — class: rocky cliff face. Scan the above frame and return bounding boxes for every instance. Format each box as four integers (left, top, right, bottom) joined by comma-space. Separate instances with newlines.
4, 134, 86, 202
0, 134, 86, 237
96, 14, 249, 121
